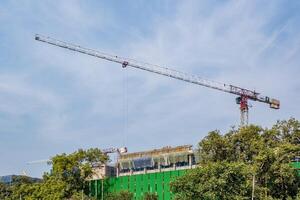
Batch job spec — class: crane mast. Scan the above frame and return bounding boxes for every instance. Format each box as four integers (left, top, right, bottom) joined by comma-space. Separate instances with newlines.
35, 34, 280, 125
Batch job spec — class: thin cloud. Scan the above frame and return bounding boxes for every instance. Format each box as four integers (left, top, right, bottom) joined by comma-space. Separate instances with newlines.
0, 0, 299, 177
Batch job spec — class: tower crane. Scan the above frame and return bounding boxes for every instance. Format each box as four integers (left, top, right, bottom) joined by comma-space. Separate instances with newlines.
35, 34, 280, 125
102, 147, 128, 155
27, 147, 127, 165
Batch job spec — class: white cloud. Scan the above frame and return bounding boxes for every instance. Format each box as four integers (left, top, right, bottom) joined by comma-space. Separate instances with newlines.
120, 0, 300, 141
0, 0, 299, 177
0, 74, 63, 116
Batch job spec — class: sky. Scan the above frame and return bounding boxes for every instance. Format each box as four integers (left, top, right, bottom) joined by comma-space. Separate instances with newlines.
0, 0, 299, 178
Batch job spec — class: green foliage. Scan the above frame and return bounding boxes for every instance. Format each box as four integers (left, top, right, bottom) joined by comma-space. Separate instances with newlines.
1, 119, 299, 199
49, 148, 108, 196
70, 191, 96, 200
0, 183, 11, 199
172, 119, 300, 200
172, 162, 252, 200
106, 190, 133, 200
0, 148, 107, 199
143, 192, 158, 200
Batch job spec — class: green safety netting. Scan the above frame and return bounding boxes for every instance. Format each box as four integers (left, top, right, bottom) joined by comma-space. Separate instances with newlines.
120, 160, 132, 170
132, 157, 153, 169
168, 152, 189, 164
153, 155, 169, 166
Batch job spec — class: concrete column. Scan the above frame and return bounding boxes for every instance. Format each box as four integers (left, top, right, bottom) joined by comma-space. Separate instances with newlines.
116, 165, 119, 177
189, 155, 192, 169
159, 164, 161, 172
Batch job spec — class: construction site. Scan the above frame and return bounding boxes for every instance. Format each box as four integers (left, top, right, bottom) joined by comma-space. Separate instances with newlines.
32, 35, 300, 200
89, 146, 300, 200
35, 35, 300, 200
1, 2, 300, 200
89, 145, 196, 199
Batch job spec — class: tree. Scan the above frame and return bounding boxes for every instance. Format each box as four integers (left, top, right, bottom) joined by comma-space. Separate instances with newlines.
0, 183, 11, 199
144, 192, 158, 200
106, 191, 133, 200
1, 148, 108, 199
171, 162, 252, 200
273, 118, 300, 145
198, 130, 231, 163
171, 119, 300, 200
50, 148, 108, 196
0, 176, 41, 200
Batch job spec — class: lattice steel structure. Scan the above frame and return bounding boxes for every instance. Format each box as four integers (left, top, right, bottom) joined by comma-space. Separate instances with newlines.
35, 34, 280, 125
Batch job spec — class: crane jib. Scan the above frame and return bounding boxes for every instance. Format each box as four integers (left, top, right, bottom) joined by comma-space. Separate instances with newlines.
34, 34, 280, 116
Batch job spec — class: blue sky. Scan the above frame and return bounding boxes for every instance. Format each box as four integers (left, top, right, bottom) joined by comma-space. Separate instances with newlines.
0, 0, 299, 177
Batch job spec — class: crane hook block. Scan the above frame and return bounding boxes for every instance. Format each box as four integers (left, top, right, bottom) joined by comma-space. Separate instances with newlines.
122, 61, 129, 68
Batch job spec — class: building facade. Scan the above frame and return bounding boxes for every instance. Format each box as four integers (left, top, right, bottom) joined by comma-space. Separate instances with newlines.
89, 145, 197, 200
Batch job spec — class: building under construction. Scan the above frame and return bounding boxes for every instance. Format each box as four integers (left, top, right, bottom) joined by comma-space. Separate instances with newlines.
88, 145, 300, 200
88, 145, 199, 200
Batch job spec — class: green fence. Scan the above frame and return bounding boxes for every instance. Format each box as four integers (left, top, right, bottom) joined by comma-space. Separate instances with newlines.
291, 161, 300, 176
89, 162, 300, 199
89, 169, 187, 200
